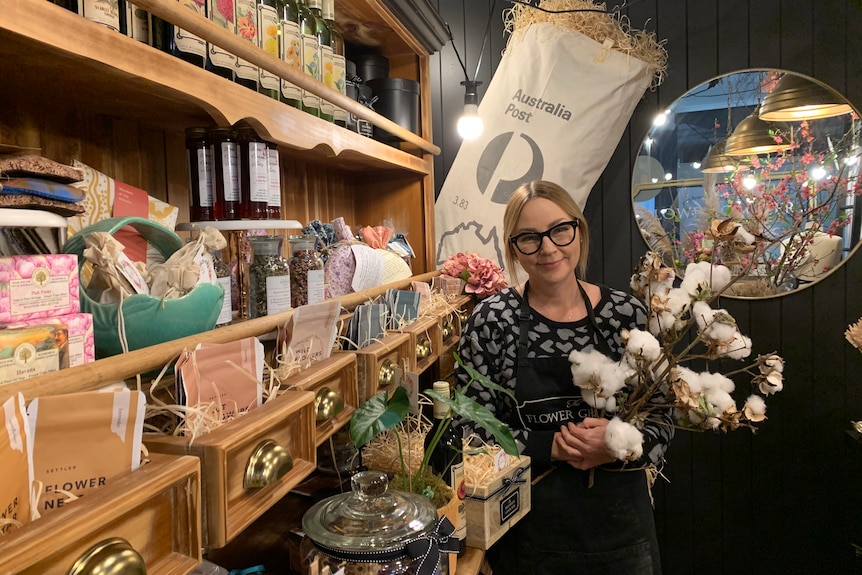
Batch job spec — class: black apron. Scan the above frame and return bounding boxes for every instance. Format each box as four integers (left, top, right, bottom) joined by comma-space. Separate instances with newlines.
488, 281, 661, 575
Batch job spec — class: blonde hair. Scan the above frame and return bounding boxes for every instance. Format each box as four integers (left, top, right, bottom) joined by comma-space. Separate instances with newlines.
503, 180, 590, 283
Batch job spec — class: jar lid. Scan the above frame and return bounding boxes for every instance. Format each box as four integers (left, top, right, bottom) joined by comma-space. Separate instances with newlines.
302, 471, 438, 554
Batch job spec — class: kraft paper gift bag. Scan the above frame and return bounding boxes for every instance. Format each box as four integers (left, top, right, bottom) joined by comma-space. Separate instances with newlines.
0, 393, 33, 536
435, 4, 665, 271
27, 387, 145, 519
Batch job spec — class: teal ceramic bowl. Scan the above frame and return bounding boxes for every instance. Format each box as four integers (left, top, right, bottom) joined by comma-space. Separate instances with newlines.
63, 216, 224, 359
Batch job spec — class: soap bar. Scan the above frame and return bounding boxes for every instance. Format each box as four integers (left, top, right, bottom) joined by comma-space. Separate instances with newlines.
0, 254, 79, 323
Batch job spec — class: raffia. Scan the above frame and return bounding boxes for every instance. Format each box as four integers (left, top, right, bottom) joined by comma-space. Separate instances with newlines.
504, 0, 667, 89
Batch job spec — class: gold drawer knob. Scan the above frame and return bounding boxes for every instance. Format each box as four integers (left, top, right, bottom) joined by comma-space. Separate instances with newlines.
416, 337, 431, 360
315, 386, 345, 422
457, 310, 469, 323
67, 537, 146, 575
244, 439, 294, 489
442, 319, 453, 340
378, 358, 396, 388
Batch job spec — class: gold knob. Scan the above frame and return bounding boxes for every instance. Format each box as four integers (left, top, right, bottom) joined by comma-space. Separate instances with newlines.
378, 358, 396, 388
442, 322, 453, 340
458, 310, 469, 323
416, 337, 431, 360
67, 537, 146, 575
244, 439, 294, 489
315, 386, 345, 422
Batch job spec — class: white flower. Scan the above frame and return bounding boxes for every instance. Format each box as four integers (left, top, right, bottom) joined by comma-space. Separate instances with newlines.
681, 262, 733, 297
604, 416, 644, 461
760, 354, 785, 374
743, 395, 767, 422
624, 328, 661, 363
568, 350, 633, 411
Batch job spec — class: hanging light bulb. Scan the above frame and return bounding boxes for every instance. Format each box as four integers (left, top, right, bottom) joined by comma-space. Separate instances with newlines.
759, 73, 853, 121
457, 80, 484, 140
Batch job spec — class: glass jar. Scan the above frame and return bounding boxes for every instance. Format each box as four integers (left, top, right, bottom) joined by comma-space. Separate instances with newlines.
266, 141, 282, 219
247, 235, 291, 318
212, 249, 233, 326
185, 127, 214, 221
236, 124, 269, 220
288, 234, 324, 308
209, 127, 240, 220
302, 471, 447, 575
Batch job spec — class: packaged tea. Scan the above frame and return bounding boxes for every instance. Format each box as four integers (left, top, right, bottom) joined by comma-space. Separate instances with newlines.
277, 300, 341, 366
0, 393, 32, 536
27, 387, 145, 518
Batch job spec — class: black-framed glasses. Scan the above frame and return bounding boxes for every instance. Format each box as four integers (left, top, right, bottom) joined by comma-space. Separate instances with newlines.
509, 220, 580, 255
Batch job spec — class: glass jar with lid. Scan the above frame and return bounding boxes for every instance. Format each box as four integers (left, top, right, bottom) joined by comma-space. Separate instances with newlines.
236, 124, 269, 220
209, 127, 240, 220
288, 234, 324, 308
301, 470, 453, 575
185, 127, 214, 221
247, 235, 291, 318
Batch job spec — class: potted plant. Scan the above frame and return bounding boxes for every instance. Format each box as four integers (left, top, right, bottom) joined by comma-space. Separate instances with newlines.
349, 353, 519, 506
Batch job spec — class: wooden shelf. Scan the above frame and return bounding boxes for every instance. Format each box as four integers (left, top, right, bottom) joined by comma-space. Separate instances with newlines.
0, 0, 435, 176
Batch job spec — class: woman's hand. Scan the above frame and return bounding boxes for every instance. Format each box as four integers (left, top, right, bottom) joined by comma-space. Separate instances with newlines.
552, 417, 616, 470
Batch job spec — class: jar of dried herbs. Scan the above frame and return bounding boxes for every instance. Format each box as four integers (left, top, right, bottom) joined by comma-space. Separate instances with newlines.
212, 249, 234, 326
247, 235, 291, 318
288, 234, 324, 307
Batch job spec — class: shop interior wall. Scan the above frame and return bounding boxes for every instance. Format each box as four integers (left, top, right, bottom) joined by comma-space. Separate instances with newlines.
429, 0, 862, 572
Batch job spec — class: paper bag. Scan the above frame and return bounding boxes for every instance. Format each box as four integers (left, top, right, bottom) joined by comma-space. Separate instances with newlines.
0, 393, 33, 536
27, 387, 145, 518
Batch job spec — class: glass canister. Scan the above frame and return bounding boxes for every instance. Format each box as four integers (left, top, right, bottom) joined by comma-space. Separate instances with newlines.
247, 235, 291, 318
212, 249, 234, 326
288, 234, 324, 308
301, 470, 452, 575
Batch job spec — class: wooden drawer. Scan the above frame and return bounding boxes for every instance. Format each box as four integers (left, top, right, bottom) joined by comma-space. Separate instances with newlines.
337, 331, 411, 402
392, 315, 441, 373
280, 353, 359, 447
144, 390, 316, 549
0, 453, 201, 575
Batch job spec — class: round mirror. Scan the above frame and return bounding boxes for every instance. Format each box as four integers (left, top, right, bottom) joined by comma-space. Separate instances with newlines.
633, 69, 861, 298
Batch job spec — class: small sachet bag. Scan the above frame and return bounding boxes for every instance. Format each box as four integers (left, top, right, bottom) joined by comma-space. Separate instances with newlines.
0, 393, 33, 536
27, 387, 145, 519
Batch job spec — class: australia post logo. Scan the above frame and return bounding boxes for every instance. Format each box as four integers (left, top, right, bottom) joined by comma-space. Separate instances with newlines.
476, 131, 545, 205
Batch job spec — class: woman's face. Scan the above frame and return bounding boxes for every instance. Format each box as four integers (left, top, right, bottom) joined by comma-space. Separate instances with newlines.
511, 197, 581, 284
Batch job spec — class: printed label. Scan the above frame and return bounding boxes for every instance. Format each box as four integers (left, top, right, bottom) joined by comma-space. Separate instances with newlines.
9, 272, 70, 316
500, 489, 521, 524
258, 4, 280, 90
81, 0, 121, 32
307, 269, 325, 304
234, 0, 259, 82
319, 44, 334, 117
265, 275, 292, 315
332, 52, 347, 123
127, 3, 149, 42
175, 0, 206, 57
248, 142, 269, 202
195, 148, 214, 207
216, 276, 233, 325
0, 347, 59, 387
300, 34, 320, 110
267, 147, 280, 208
208, 0, 237, 70
220, 142, 240, 201
280, 20, 302, 101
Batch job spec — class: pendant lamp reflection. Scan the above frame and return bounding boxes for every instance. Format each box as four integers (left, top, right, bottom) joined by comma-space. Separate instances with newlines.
759, 73, 853, 121
457, 80, 484, 140
701, 139, 742, 173
723, 106, 793, 156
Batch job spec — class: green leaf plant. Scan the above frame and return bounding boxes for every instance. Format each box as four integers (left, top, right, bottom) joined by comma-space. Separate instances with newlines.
349, 352, 519, 505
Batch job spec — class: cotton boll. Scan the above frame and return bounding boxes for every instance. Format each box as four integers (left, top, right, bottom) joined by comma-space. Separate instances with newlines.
743, 394, 767, 422
705, 388, 735, 412
724, 334, 752, 359
604, 416, 644, 461
759, 371, 784, 395
626, 328, 661, 362
699, 371, 735, 394
735, 226, 756, 245
692, 301, 715, 331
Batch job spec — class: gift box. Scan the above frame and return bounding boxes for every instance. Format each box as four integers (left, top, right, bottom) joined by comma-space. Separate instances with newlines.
464, 455, 531, 550
0, 254, 79, 324
5, 312, 94, 367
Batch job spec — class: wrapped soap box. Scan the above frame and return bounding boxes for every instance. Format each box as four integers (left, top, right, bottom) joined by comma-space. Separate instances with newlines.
0, 324, 70, 387
464, 455, 531, 550
5, 313, 94, 367
0, 254, 79, 324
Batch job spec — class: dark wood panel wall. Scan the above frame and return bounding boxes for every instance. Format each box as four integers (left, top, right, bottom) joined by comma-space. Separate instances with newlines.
429, 1, 862, 572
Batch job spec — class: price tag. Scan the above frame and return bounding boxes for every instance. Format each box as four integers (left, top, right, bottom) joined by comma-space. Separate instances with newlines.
493, 449, 510, 473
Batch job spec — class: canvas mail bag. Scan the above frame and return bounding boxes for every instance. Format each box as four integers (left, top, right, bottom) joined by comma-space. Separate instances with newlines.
436, 22, 653, 269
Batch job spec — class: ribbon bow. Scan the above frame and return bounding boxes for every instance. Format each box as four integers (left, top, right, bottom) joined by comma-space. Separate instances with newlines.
499, 466, 529, 497
404, 516, 459, 575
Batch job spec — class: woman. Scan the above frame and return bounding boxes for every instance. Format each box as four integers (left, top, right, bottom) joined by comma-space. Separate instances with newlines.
455, 180, 673, 574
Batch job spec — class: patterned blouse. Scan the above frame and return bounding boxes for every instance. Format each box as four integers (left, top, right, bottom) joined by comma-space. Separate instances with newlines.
455, 283, 674, 468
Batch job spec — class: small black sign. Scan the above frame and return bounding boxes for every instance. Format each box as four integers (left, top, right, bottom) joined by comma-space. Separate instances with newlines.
499, 489, 520, 524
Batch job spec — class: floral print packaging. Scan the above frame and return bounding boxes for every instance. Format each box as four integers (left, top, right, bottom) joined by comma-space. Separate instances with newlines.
0, 393, 33, 537
26, 387, 145, 519
0, 254, 80, 323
